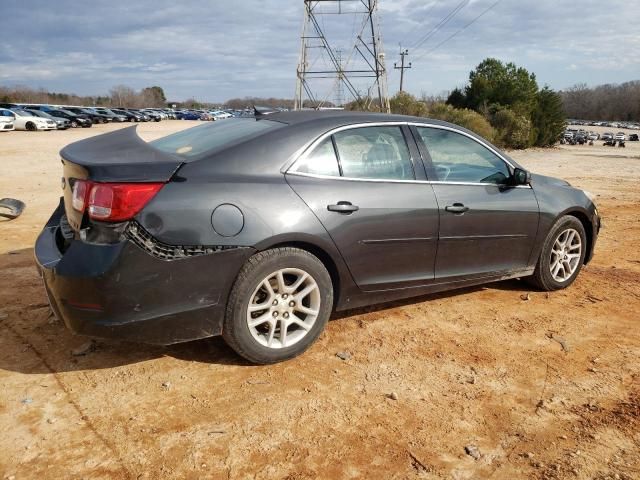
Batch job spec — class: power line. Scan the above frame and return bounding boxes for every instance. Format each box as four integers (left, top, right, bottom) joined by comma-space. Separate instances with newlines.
409, 0, 469, 51
412, 0, 502, 62
401, 2, 438, 47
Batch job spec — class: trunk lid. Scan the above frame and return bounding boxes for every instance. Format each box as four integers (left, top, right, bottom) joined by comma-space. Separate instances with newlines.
60, 126, 183, 231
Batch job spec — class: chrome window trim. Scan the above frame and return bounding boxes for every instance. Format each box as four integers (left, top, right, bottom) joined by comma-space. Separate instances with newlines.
286, 170, 532, 189
286, 121, 530, 189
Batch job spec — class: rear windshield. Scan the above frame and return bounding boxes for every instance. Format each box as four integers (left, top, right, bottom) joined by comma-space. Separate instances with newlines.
150, 118, 282, 158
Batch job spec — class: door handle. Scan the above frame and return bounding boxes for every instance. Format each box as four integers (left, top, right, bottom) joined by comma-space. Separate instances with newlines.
327, 201, 359, 214
445, 203, 469, 214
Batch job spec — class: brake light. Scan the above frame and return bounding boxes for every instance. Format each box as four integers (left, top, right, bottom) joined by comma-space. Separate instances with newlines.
71, 180, 163, 222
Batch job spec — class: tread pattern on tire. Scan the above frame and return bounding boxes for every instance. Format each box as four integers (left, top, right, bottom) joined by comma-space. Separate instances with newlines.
528, 215, 586, 291
222, 247, 332, 364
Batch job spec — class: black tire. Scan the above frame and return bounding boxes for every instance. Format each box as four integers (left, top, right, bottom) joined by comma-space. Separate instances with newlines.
223, 247, 333, 364
70, 120, 78, 128
25, 122, 36, 131
527, 215, 587, 291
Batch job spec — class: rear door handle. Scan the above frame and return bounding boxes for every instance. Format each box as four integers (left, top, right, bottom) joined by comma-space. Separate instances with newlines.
445, 203, 469, 214
327, 201, 359, 214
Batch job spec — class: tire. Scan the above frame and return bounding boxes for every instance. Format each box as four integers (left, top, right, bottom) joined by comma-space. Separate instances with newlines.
223, 247, 333, 364
25, 122, 36, 131
528, 215, 587, 291
71, 120, 78, 128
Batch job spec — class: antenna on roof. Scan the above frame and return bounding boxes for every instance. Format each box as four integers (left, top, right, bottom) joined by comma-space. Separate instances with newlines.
254, 106, 279, 116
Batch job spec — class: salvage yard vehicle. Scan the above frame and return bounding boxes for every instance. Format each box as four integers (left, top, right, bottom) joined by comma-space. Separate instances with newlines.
9, 109, 56, 131
111, 108, 142, 122
47, 109, 93, 128
26, 109, 71, 130
0, 108, 15, 131
63, 107, 110, 124
614, 132, 626, 141
35, 111, 601, 364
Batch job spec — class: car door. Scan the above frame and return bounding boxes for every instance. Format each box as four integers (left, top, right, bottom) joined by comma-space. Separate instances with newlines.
286, 124, 440, 292
413, 125, 539, 280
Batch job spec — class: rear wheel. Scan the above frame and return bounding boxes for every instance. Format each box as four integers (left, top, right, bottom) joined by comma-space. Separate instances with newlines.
25, 122, 36, 131
528, 215, 586, 291
223, 247, 333, 364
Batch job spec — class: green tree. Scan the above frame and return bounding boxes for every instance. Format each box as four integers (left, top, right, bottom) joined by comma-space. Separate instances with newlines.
465, 58, 538, 116
446, 88, 466, 109
531, 87, 567, 147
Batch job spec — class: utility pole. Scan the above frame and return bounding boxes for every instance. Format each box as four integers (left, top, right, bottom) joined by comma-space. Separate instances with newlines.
394, 48, 411, 92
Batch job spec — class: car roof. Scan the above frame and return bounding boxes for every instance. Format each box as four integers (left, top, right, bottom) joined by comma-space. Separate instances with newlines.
265, 110, 454, 129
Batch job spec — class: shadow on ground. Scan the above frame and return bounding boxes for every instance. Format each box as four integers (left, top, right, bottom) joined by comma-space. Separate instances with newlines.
0, 247, 533, 375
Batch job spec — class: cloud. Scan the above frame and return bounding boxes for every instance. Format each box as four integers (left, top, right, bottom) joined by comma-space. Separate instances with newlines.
0, 0, 639, 102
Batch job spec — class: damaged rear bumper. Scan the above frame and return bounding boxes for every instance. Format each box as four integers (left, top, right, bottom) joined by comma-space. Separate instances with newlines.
35, 200, 254, 345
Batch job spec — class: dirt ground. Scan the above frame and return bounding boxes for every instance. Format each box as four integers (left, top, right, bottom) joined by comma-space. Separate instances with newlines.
0, 122, 638, 480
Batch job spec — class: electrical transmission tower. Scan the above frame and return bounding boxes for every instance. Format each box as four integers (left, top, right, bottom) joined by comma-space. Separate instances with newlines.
294, 0, 390, 112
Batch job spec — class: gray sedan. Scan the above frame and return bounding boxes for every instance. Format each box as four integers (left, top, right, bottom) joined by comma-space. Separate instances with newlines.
35, 111, 600, 364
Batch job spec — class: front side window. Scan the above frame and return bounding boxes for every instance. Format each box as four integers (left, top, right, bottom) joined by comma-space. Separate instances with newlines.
333, 126, 414, 180
417, 127, 510, 184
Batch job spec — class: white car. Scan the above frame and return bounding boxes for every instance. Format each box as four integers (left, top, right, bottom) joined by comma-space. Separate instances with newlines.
0, 108, 15, 132
10, 109, 56, 131
614, 132, 626, 141
211, 110, 233, 120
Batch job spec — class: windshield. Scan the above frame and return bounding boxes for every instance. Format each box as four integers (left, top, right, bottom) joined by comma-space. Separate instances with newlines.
29, 110, 53, 119
14, 109, 34, 117
150, 118, 283, 158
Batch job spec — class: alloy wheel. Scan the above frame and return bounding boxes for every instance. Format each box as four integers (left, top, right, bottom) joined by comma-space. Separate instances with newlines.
246, 268, 320, 349
549, 228, 582, 282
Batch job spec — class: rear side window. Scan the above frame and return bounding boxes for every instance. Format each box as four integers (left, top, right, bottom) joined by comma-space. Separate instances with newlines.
293, 126, 415, 181
417, 127, 510, 184
293, 137, 340, 176
151, 118, 283, 158
333, 126, 414, 180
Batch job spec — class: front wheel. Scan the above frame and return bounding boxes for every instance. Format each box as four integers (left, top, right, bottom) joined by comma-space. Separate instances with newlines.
528, 215, 587, 291
223, 247, 333, 364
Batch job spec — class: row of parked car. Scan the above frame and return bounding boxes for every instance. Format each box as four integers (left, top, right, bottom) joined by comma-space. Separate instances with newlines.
562, 129, 639, 146
0, 103, 238, 132
569, 120, 640, 130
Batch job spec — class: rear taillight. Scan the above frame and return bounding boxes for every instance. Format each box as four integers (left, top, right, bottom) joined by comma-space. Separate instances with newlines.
71, 180, 163, 222
72, 180, 90, 212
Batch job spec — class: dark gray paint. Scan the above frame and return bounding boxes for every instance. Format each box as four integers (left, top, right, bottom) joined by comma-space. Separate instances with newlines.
431, 184, 539, 279
49, 110, 600, 335
285, 174, 439, 291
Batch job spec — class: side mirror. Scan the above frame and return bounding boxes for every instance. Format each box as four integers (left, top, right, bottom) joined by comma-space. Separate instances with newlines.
512, 167, 531, 186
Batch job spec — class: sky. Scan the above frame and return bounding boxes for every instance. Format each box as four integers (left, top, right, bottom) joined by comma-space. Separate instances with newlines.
1, 0, 639, 103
